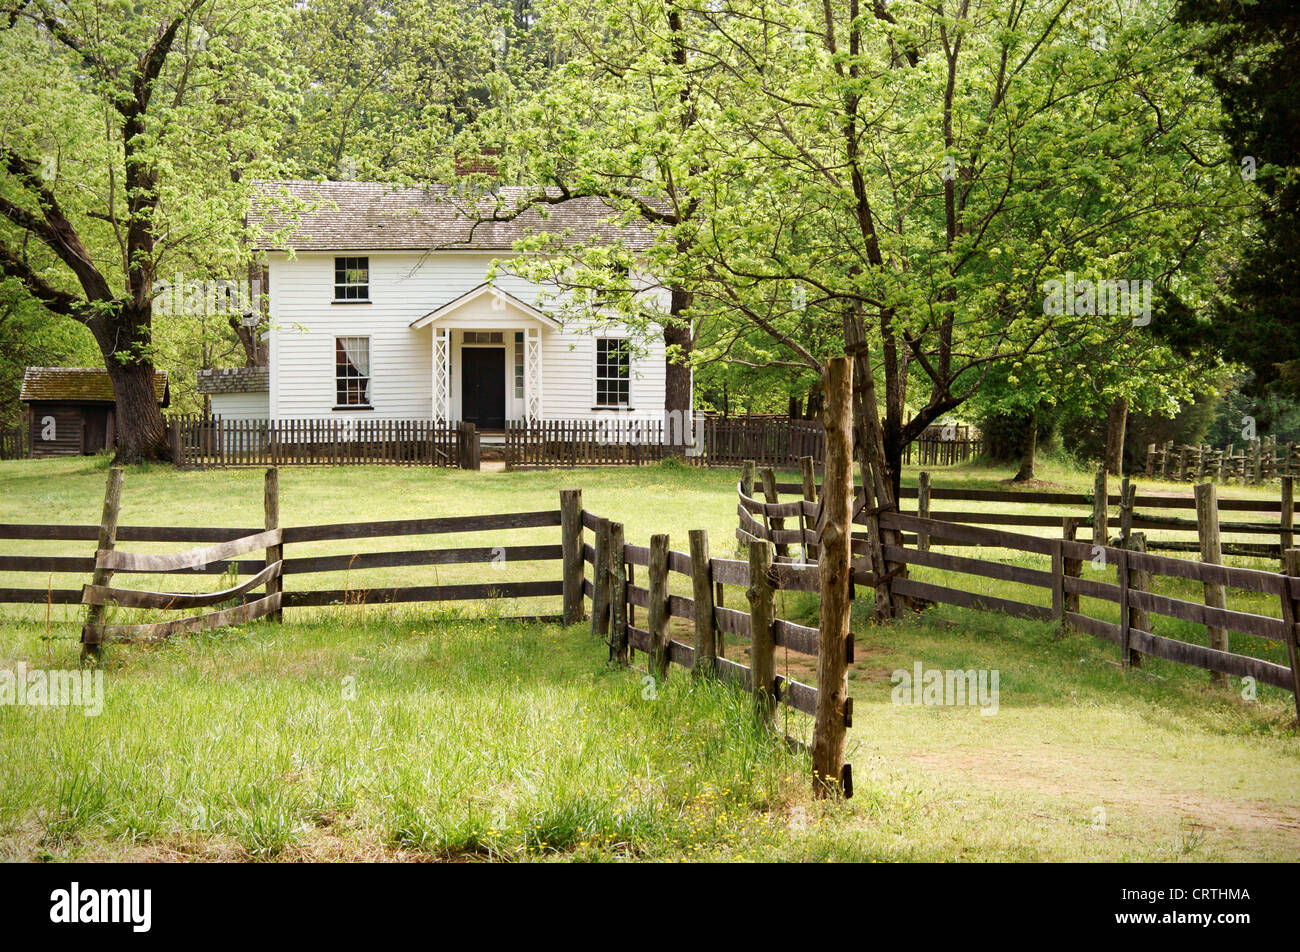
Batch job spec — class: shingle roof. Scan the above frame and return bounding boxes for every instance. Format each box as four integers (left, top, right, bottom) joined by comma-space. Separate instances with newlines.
196, 367, 269, 394
20, 367, 169, 405
248, 180, 657, 252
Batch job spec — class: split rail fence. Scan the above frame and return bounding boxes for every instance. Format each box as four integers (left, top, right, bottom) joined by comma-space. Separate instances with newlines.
738, 465, 1300, 721
889, 470, 1298, 562
1, 466, 852, 792
578, 501, 854, 793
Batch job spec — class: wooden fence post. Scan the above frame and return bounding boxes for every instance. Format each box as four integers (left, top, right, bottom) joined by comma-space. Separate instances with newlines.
591, 518, 611, 641
1093, 465, 1109, 547
1061, 517, 1081, 636
1050, 539, 1064, 623
1117, 546, 1131, 669
689, 529, 717, 677
799, 455, 818, 562
1195, 482, 1229, 682
169, 418, 183, 466
648, 534, 671, 680
760, 466, 789, 560
608, 521, 628, 664
561, 489, 584, 625
813, 356, 852, 799
1119, 476, 1135, 546
1278, 549, 1300, 724
1126, 532, 1149, 668
81, 466, 124, 663
1282, 476, 1294, 570
917, 470, 931, 552
265, 467, 283, 623
747, 540, 776, 730
741, 459, 755, 498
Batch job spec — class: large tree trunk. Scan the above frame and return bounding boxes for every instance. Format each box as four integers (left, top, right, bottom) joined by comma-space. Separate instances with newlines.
1013, 409, 1038, 482
91, 304, 170, 464
1105, 396, 1128, 476
106, 359, 169, 464
663, 285, 693, 449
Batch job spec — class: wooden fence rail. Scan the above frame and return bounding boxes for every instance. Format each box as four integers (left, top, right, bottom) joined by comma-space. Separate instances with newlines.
580, 504, 853, 792
739, 467, 1300, 721
762, 474, 1298, 561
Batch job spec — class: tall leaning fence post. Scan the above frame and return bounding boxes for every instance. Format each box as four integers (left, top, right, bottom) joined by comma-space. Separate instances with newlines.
648, 534, 671, 680
560, 489, 584, 625
591, 518, 611, 641
689, 529, 717, 677
1195, 482, 1229, 683
81, 466, 124, 664
608, 521, 628, 665
265, 467, 282, 623
813, 355, 853, 799
1278, 549, 1300, 724
747, 539, 776, 731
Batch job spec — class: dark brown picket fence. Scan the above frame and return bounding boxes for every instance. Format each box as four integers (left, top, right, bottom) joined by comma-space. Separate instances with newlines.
1146, 436, 1299, 485
169, 416, 476, 469
0, 427, 23, 460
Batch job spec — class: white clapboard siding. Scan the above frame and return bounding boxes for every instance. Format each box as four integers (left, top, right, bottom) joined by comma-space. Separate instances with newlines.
208, 392, 270, 420
267, 251, 668, 421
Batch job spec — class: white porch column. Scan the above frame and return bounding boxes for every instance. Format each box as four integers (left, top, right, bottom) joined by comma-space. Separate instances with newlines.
525, 327, 542, 421
433, 327, 451, 421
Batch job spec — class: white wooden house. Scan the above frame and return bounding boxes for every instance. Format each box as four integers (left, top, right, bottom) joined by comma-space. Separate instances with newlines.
212, 180, 674, 436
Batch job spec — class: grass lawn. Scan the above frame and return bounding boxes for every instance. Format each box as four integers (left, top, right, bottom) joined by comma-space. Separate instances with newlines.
0, 454, 1297, 861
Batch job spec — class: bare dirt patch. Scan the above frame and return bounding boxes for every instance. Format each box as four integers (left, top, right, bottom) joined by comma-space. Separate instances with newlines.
908, 744, 1300, 845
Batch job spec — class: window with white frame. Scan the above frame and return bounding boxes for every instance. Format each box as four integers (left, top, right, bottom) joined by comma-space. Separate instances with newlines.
596, 338, 630, 406
334, 257, 369, 300
514, 332, 524, 398
463, 331, 504, 344
335, 336, 371, 406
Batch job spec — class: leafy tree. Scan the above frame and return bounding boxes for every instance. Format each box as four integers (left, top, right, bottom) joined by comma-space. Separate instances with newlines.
0, 0, 295, 461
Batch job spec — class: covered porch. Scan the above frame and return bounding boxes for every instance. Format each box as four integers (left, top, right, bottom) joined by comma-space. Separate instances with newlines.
410, 283, 553, 431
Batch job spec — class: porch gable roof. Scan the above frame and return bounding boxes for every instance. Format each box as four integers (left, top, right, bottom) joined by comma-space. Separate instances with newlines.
409, 283, 560, 331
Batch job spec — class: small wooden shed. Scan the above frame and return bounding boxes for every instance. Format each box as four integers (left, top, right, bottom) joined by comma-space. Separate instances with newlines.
20, 367, 169, 458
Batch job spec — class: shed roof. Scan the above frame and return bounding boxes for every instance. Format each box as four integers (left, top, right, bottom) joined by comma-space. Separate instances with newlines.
20, 367, 169, 405
196, 367, 269, 394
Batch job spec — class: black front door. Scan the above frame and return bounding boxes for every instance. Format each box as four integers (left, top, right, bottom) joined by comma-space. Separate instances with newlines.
461, 347, 506, 429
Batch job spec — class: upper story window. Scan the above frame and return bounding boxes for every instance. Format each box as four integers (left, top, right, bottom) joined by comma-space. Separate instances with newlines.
596, 338, 630, 406
335, 336, 371, 407
334, 257, 369, 301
